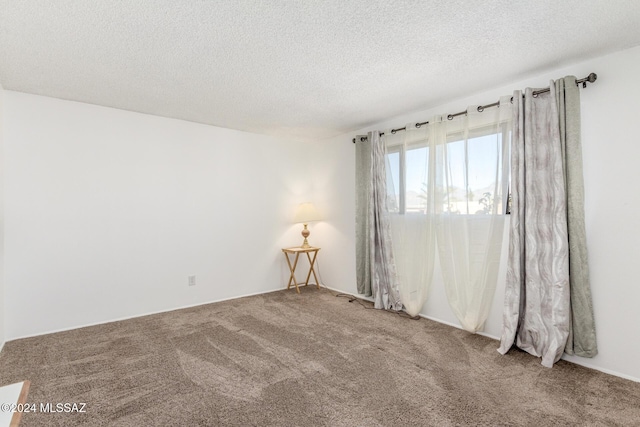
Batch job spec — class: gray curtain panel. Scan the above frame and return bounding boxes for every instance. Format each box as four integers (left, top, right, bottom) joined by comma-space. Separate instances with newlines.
355, 131, 402, 310
499, 82, 571, 368
498, 77, 597, 367
556, 77, 598, 358
355, 134, 372, 296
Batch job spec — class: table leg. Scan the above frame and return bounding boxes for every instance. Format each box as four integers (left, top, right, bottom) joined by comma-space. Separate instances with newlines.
305, 250, 320, 289
283, 251, 301, 293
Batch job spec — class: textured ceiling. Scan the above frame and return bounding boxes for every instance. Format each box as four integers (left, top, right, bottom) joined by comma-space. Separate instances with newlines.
1, 1, 640, 142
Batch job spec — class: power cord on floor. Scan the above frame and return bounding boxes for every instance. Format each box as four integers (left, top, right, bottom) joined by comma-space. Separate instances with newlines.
334, 293, 421, 320
308, 256, 418, 320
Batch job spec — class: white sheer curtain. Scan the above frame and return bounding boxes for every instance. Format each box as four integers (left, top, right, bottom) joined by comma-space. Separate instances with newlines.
380, 100, 510, 325
383, 124, 436, 317
434, 97, 511, 332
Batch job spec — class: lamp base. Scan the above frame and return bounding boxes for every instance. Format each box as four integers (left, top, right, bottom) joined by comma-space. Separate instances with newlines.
301, 223, 311, 248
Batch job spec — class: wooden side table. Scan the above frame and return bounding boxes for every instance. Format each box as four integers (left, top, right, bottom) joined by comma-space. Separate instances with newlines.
282, 247, 321, 293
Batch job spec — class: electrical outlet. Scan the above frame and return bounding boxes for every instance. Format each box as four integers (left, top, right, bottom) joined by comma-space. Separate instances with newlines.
188, 275, 196, 286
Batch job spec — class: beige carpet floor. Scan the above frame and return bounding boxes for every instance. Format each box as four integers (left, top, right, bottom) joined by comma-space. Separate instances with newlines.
0, 286, 639, 426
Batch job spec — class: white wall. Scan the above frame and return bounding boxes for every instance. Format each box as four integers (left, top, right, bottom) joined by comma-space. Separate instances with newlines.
3, 92, 311, 339
316, 45, 640, 381
0, 83, 5, 351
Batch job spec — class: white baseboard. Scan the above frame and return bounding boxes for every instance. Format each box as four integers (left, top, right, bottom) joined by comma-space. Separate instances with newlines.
559, 355, 639, 383
417, 313, 500, 341
7, 287, 284, 342
320, 284, 373, 300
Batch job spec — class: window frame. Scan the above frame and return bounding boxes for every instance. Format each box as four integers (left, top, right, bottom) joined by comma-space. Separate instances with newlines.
386, 144, 405, 214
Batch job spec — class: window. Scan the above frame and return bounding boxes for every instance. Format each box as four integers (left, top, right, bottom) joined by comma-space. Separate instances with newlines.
386, 149, 401, 213
385, 123, 510, 215
386, 142, 430, 214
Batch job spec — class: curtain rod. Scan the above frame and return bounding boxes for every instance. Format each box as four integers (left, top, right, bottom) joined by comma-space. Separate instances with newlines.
352, 72, 597, 143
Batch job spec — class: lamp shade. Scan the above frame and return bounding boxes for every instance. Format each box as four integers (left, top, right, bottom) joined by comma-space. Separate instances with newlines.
293, 202, 321, 224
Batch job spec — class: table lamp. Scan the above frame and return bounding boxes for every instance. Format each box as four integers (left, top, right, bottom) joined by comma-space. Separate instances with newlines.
294, 202, 321, 248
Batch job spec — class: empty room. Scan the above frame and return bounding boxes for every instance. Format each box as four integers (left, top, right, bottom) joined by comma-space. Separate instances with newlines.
1, 1, 640, 426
